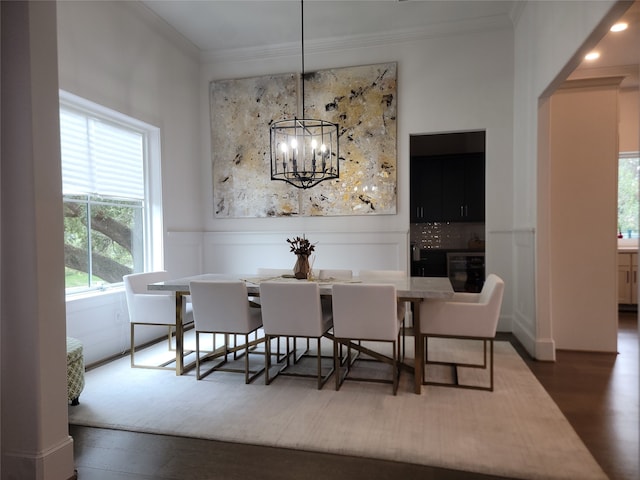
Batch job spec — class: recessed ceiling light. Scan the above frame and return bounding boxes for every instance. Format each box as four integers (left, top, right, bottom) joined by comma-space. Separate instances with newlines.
584, 51, 600, 61
610, 22, 628, 32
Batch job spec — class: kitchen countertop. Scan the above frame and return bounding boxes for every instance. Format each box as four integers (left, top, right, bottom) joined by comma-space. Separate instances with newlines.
618, 239, 638, 253
414, 247, 485, 258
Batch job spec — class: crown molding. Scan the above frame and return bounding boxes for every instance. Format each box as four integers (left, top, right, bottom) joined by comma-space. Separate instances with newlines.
569, 64, 639, 89
558, 75, 626, 90
508, 0, 527, 28
200, 14, 513, 65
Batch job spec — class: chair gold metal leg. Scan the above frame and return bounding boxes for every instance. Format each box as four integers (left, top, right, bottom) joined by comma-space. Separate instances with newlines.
393, 340, 399, 395
196, 331, 201, 379
130, 322, 179, 370
265, 336, 272, 385
195, 330, 265, 382
423, 335, 495, 391
264, 334, 333, 389
331, 336, 399, 394
316, 338, 322, 389
489, 339, 494, 391
334, 339, 340, 391
130, 323, 135, 368
422, 334, 427, 384
244, 334, 250, 383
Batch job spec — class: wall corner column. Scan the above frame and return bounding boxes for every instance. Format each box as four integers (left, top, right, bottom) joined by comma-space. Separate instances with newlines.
1, 2, 76, 479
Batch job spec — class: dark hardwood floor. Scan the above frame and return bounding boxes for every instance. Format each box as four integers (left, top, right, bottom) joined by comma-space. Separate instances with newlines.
69, 313, 638, 480
519, 312, 639, 480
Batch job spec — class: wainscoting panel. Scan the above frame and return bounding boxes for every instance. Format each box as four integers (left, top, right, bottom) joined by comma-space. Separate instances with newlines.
68, 230, 409, 366
513, 228, 549, 359
203, 231, 409, 275
66, 289, 167, 367
486, 228, 534, 354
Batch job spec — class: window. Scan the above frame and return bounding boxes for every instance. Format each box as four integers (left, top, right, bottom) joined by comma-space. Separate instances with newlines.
60, 92, 163, 294
618, 152, 639, 239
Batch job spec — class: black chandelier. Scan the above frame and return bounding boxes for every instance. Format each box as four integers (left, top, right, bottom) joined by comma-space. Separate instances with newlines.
269, 0, 339, 189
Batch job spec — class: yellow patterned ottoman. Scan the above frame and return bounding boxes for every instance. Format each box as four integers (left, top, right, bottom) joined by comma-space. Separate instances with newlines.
66, 337, 85, 406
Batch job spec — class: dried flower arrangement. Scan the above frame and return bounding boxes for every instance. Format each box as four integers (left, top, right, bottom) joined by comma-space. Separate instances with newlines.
286, 235, 315, 257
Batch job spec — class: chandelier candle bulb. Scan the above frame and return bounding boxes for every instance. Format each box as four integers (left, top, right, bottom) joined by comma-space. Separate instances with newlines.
311, 138, 317, 169
270, 118, 339, 188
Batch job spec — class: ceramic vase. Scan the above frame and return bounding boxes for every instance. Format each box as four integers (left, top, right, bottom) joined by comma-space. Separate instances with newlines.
293, 254, 310, 279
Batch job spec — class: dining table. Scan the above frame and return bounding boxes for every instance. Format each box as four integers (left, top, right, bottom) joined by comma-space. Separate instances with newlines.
148, 273, 454, 394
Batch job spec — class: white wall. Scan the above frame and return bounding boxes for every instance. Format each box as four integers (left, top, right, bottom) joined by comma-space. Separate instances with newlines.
512, 0, 623, 359
59, 4, 516, 362
549, 81, 619, 352
57, 0, 627, 364
57, 1, 202, 235
620, 87, 640, 152
57, 1, 202, 363
65, 290, 171, 366
200, 25, 516, 333
1, 2, 75, 477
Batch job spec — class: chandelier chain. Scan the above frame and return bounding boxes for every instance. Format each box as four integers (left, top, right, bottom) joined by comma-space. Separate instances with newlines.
301, 0, 305, 115
268, 0, 340, 189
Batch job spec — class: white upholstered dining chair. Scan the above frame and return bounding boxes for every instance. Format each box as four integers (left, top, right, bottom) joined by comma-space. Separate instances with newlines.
252, 268, 293, 306
259, 281, 334, 389
318, 269, 353, 280
256, 268, 292, 277
317, 269, 353, 316
331, 283, 404, 394
358, 269, 406, 281
358, 269, 409, 351
123, 271, 194, 370
419, 273, 505, 391
189, 280, 264, 383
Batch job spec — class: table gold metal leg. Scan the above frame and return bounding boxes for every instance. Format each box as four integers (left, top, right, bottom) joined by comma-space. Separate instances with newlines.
412, 299, 423, 394
175, 291, 185, 375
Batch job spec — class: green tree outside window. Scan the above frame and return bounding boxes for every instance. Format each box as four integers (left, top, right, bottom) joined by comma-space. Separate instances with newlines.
618, 154, 639, 239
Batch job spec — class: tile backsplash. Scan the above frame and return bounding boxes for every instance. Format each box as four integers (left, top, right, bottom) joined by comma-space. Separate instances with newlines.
410, 222, 485, 250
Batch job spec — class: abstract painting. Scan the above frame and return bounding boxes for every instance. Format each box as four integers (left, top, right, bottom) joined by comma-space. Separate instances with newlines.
210, 62, 397, 217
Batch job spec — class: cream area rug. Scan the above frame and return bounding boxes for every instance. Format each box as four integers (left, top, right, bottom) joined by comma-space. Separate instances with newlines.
68, 335, 608, 480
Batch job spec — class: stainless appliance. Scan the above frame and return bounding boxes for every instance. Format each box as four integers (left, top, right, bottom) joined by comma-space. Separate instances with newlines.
447, 252, 485, 292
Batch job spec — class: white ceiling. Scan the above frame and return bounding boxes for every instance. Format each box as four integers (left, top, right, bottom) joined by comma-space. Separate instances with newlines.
569, 0, 640, 88
142, 0, 639, 87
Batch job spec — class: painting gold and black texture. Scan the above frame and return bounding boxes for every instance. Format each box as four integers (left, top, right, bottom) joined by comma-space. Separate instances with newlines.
210, 62, 397, 218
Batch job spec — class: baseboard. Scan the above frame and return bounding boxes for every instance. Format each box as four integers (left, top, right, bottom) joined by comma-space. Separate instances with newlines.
512, 311, 556, 361
2, 435, 75, 480
534, 338, 556, 361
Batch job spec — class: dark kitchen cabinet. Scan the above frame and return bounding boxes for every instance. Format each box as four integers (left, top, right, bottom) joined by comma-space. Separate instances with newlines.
410, 157, 442, 222
442, 153, 485, 221
411, 153, 484, 222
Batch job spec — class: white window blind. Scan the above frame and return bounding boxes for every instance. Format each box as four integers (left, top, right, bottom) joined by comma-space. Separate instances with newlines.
60, 107, 145, 199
